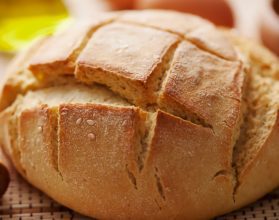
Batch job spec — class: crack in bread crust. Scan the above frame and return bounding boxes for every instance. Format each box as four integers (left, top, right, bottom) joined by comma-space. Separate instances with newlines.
52, 108, 64, 180
29, 16, 119, 81
126, 164, 138, 190
0, 13, 242, 132
137, 113, 156, 171
118, 10, 237, 61
154, 167, 166, 201
75, 22, 180, 107
118, 17, 235, 61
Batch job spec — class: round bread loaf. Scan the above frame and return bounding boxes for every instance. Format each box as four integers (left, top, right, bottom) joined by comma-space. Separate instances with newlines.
0, 10, 279, 219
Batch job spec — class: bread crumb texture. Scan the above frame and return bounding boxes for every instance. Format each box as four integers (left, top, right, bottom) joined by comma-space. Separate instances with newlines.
0, 10, 278, 220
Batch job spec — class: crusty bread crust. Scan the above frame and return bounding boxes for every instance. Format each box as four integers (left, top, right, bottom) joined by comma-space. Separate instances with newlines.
0, 10, 278, 219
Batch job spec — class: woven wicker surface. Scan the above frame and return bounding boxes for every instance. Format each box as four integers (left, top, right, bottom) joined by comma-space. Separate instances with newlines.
1, 148, 279, 220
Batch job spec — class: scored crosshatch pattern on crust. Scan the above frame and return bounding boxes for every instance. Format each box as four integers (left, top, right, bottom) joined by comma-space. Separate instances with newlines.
0, 10, 278, 219
18, 12, 246, 217
4, 10, 241, 114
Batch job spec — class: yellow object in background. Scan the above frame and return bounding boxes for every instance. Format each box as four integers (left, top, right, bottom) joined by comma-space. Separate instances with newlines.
0, 0, 69, 52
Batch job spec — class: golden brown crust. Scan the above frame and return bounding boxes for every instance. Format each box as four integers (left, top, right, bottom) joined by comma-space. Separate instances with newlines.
29, 15, 117, 79
119, 10, 237, 60
76, 22, 179, 105
159, 41, 243, 130
158, 41, 245, 179
186, 26, 237, 61
0, 10, 278, 220
143, 111, 234, 219
15, 103, 151, 219
58, 104, 148, 218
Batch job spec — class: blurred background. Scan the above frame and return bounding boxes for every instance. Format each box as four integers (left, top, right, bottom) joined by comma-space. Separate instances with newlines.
0, 0, 278, 76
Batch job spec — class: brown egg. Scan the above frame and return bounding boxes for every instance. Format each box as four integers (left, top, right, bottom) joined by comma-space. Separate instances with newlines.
0, 162, 9, 197
106, 0, 135, 10
260, 0, 279, 55
135, 0, 234, 27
